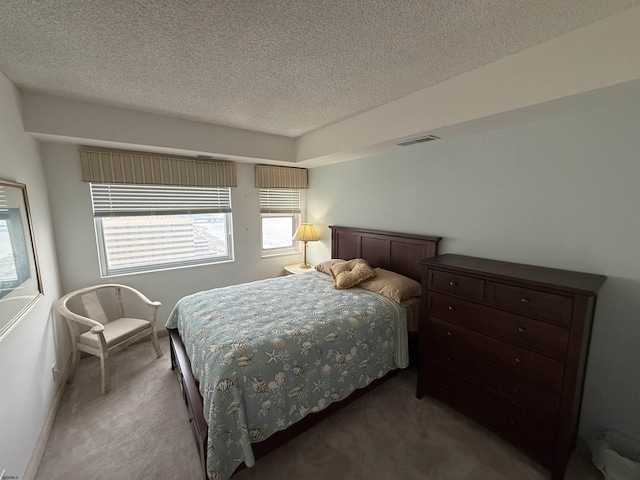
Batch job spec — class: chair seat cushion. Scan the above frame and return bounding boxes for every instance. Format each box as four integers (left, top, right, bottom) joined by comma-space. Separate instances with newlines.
79, 317, 151, 349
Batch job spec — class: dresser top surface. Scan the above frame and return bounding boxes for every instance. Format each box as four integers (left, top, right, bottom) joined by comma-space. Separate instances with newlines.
420, 254, 606, 295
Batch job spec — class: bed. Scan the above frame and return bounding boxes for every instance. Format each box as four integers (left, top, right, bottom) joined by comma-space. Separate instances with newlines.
167, 225, 441, 479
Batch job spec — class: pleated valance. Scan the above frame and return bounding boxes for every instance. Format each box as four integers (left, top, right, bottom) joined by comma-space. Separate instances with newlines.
254, 164, 308, 189
79, 148, 237, 187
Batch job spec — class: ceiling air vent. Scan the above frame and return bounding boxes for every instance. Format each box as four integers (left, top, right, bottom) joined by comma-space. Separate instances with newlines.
396, 135, 440, 147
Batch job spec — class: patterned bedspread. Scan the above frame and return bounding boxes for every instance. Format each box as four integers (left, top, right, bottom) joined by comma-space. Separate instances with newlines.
166, 270, 408, 480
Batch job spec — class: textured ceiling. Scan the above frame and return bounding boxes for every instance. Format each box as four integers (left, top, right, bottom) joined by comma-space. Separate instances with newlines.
0, 1, 638, 137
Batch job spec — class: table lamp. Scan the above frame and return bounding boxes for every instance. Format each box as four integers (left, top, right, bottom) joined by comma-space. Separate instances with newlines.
293, 223, 319, 268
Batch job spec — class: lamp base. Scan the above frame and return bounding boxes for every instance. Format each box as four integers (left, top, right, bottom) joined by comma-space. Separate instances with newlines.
298, 263, 313, 269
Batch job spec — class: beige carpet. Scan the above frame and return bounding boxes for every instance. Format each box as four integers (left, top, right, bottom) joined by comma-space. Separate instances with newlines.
35, 337, 602, 480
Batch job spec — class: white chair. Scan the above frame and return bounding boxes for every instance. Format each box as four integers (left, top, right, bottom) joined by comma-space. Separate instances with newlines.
56, 284, 163, 394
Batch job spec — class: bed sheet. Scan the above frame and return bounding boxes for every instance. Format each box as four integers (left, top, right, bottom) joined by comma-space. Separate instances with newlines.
166, 271, 408, 480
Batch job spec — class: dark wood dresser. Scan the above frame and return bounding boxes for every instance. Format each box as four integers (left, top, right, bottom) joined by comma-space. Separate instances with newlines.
416, 254, 605, 480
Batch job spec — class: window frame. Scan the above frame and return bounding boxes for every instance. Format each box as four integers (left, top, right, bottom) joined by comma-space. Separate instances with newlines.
90, 184, 234, 277
259, 189, 303, 258
259, 213, 301, 258
0, 212, 25, 293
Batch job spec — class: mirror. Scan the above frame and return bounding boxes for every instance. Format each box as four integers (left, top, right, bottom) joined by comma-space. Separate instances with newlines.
0, 178, 43, 339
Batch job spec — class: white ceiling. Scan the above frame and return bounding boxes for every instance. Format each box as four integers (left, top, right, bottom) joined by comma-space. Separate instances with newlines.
1, 0, 639, 138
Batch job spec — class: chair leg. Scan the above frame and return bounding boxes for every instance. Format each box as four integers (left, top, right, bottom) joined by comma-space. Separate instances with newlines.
67, 348, 81, 383
100, 356, 110, 395
151, 331, 163, 358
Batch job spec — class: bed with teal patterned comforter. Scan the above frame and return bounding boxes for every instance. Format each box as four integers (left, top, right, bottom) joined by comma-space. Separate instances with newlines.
166, 270, 408, 480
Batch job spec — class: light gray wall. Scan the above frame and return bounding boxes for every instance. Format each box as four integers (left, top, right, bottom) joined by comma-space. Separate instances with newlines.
306, 99, 640, 441
11, 82, 640, 474
0, 73, 64, 477
41, 144, 305, 323
22, 92, 297, 163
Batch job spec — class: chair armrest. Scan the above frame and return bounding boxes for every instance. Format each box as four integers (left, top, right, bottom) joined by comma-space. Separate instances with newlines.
55, 296, 108, 351
90, 324, 105, 334
56, 284, 161, 336
110, 284, 161, 308
108, 284, 162, 324
55, 298, 104, 331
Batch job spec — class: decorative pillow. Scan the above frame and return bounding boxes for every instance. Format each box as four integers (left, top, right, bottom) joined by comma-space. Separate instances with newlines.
315, 259, 347, 275
329, 259, 377, 289
358, 268, 421, 303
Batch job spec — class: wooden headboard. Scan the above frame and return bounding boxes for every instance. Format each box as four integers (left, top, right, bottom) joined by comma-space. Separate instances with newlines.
330, 226, 441, 282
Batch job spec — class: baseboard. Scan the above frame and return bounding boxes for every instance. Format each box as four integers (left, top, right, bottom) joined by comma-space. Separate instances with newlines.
22, 334, 165, 479
22, 353, 72, 480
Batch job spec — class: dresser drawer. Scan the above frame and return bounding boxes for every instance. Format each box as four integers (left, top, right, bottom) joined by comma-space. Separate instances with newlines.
428, 342, 561, 420
430, 317, 565, 392
426, 366, 555, 464
487, 282, 574, 326
427, 291, 570, 360
419, 254, 605, 479
428, 269, 485, 301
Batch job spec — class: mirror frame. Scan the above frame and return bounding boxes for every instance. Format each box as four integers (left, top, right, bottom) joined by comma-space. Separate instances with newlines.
0, 178, 43, 339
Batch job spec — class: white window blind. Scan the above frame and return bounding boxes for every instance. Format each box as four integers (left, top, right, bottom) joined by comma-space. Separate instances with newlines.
91, 184, 232, 217
259, 189, 301, 214
0, 186, 7, 213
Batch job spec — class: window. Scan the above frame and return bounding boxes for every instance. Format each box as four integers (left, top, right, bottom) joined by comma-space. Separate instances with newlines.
259, 189, 302, 257
0, 217, 20, 287
91, 184, 233, 276
0, 182, 41, 299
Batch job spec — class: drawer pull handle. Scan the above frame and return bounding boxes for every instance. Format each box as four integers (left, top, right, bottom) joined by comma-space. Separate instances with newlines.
448, 306, 455, 311
449, 281, 457, 286
447, 331, 453, 337
517, 327, 527, 334
445, 356, 452, 362
515, 357, 523, 364
521, 297, 530, 304
509, 419, 516, 426
512, 387, 519, 394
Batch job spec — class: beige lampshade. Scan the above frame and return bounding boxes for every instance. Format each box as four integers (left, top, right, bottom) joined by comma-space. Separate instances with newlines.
293, 223, 319, 242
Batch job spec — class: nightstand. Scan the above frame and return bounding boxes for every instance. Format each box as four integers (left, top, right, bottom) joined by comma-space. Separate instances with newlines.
284, 263, 315, 275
